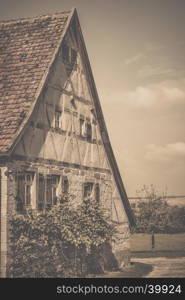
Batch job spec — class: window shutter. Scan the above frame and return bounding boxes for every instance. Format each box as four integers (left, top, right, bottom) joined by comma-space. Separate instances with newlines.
38, 175, 45, 211
46, 177, 52, 209
95, 184, 100, 202
16, 174, 25, 211
62, 176, 69, 194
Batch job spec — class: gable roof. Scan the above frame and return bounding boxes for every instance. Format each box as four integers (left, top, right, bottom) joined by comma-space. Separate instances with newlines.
0, 9, 135, 226
0, 10, 72, 153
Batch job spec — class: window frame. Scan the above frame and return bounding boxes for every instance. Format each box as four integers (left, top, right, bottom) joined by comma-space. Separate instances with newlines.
79, 119, 92, 141
16, 172, 34, 212
38, 174, 60, 211
94, 183, 100, 202
83, 182, 94, 199
54, 109, 62, 129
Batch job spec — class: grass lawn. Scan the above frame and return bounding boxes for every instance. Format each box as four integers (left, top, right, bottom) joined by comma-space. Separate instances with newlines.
131, 233, 185, 252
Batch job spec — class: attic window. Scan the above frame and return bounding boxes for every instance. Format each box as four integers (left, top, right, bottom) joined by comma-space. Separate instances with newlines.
70, 98, 77, 110
55, 110, 62, 129
71, 48, 77, 64
62, 44, 77, 65
62, 44, 70, 62
86, 123, 92, 141
79, 119, 92, 141
80, 118, 85, 136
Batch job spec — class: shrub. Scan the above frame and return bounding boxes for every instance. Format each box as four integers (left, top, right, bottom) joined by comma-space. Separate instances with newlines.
9, 198, 115, 277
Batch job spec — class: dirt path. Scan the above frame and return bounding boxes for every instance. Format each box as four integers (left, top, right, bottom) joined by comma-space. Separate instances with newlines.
132, 257, 185, 277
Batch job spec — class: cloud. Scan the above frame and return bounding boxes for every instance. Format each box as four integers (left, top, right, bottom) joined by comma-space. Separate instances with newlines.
137, 65, 176, 79
125, 53, 145, 65
130, 42, 185, 81
145, 142, 185, 163
123, 79, 185, 108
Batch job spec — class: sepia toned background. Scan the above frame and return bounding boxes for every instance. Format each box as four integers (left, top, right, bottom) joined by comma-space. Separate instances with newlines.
1, 0, 185, 196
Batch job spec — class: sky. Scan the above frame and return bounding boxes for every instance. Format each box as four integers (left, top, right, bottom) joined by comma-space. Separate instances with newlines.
1, 0, 185, 196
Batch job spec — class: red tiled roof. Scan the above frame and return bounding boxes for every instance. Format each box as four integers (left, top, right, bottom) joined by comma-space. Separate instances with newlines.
0, 11, 71, 153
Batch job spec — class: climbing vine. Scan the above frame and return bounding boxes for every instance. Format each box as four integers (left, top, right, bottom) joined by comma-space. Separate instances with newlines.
9, 197, 115, 277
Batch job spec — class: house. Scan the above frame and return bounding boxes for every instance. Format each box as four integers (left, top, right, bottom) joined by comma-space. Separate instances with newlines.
0, 8, 135, 277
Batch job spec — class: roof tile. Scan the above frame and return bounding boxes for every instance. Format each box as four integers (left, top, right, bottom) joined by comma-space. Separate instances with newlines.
0, 11, 70, 152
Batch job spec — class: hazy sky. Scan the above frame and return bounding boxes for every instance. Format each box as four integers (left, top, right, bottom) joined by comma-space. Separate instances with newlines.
1, 0, 185, 196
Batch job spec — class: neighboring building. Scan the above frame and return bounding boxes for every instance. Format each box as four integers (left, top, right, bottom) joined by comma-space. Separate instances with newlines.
0, 8, 135, 277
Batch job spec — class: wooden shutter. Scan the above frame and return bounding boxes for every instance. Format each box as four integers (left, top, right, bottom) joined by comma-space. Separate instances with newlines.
46, 176, 52, 209
95, 183, 100, 202
62, 176, 69, 194
16, 174, 25, 212
38, 175, 45, 211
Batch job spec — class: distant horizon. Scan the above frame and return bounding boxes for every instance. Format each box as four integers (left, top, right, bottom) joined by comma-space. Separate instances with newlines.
1, 0, 185, 196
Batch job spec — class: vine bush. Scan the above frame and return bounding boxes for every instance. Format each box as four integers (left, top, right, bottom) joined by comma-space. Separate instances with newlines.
9, 198, 115, 277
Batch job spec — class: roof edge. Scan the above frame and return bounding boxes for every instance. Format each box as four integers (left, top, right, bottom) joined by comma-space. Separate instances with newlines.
0, 10, 71, 24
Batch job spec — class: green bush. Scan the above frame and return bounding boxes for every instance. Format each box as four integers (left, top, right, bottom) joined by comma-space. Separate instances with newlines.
9, 198, 115, 277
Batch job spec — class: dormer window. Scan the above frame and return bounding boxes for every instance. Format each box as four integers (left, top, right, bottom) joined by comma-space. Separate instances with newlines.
55, 110, 62, 129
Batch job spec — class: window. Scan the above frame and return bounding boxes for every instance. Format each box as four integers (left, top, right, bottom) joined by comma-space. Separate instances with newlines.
16, 172, 34, 212
79, 119, 92, 141
83, 182, 94, 198
62, 44, 77, 76
86, 123, 92, 141
62, 44, 70, 62
46, 175, 59, 209
38, 174, 59, 211
62, 44, 77, 65
80, 118, 86, 136
25, 173, 32, 205
83, 182, 100, 202
80, 118, 85, 136
55, 110, 62, 129
71, 48, 77, 64
70, 98, 77, 110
